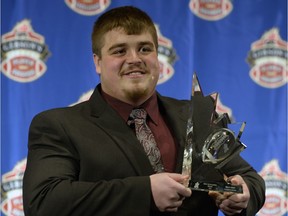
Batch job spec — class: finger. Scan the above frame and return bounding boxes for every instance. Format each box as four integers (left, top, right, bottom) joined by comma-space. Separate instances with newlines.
178, 195, 186, 201
167, 173, 189, 183
208, 191, 221, 206
227, 193, 243, 203
208, 191, 226, 202
208, 191, 222, 199
220, 198, 245, 215
222, 191, 235, 199
220, 205, 243, 216
174, 199, 184, 207
222, 198, 244, 210
225, 189, 249, 205
209, 191, 238, 209
168, 174, 192, 197
219, 202, 237, 215
165, 199, 183, 212
177, 185, 192, 197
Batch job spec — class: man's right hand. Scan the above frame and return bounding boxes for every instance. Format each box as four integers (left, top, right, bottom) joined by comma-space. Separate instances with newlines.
150, 173, 192, 212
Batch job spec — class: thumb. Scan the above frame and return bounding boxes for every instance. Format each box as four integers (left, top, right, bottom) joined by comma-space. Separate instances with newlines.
229, 175, 244, 185
167, 173, 189, 183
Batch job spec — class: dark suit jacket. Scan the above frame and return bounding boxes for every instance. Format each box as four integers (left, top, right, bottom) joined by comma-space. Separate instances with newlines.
23, 84, 265, 216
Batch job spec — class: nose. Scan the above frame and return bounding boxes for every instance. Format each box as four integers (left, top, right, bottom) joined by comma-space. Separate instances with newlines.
126, 50, 142, 64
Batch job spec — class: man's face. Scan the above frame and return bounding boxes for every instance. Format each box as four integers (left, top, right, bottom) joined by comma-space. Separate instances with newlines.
93, 28, 159, 106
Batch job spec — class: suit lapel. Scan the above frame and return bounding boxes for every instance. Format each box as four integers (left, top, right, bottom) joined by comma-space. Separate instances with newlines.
87, 86, 154, 176
157, 95, 189, 173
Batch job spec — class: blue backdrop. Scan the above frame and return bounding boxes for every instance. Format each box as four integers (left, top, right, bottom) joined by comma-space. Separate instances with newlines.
1, 0, 287, 215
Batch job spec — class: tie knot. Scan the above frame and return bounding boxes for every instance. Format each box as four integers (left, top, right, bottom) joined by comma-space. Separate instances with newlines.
130, 108, 147, 120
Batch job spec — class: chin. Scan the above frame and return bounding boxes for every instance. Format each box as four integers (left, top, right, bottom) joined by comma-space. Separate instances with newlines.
126, 87, 149, 100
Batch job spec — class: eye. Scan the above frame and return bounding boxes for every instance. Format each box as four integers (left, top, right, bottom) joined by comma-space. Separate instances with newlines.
139, 45, 153, 53
112, 48, 126, 55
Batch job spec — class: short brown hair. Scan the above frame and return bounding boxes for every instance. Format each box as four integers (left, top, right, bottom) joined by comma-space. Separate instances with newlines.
91, 6, 158, 57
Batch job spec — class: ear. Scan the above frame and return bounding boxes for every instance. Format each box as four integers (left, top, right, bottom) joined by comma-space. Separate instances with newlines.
93, 54, 101, 75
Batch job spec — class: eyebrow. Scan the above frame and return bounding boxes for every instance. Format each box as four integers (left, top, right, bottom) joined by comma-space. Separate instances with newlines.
108, 41, 155, 52
108, 43, 126, 52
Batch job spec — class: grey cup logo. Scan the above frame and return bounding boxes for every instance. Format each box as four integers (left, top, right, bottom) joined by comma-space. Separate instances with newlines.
189, 0, 233, 21
1, 20, 50, 83
155, 25, 177, 84
65, 0, 111, 16
258, 160, 287, 216
247, 28, 287, 88
1, 159, 27, 216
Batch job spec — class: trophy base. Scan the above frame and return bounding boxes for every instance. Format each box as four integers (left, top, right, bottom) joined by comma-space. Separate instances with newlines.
189, 180, 243, 193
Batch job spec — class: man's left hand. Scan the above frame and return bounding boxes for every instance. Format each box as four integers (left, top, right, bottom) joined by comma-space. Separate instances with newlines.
208, 175, 250, 215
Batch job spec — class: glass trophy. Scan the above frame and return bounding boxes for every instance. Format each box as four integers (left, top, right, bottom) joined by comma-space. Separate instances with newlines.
182, 73, 247, 193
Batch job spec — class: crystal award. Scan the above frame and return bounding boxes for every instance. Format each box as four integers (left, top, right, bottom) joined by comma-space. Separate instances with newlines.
182, 73, 247, 193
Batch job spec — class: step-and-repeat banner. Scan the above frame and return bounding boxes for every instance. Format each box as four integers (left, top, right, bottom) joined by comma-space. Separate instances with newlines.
1, 0, 287, 215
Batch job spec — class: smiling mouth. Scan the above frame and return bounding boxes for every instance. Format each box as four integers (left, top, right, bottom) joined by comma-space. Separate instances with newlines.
123, 71, 146, 77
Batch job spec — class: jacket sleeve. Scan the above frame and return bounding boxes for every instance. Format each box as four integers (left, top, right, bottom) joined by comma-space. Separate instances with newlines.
223, 155, 266, 216
23, 111, 152, 216
215, 112, 265, 215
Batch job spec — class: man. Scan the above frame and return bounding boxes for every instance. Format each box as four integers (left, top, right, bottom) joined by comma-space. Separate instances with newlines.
23, 6, 265, 216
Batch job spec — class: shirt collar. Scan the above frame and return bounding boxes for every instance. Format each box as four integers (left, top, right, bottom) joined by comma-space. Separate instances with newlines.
101, 90, 159, 125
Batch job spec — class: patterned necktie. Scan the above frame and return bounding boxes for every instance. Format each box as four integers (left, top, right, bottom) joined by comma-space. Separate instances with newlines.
128, 109, 164, 173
